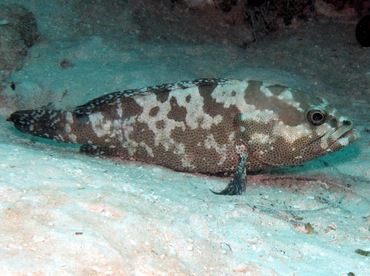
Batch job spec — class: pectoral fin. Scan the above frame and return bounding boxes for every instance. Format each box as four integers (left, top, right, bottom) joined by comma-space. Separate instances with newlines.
211, 152, 248, 196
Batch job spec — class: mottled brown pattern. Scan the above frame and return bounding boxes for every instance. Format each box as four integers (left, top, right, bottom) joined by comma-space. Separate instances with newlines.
154, 88, 170, 103
239, 118, 325, 167
8, 78, 359, 177
245, 81, 304, 126
290, 87, 322, 106
195, 81, 242, 147
150, 143, 184, 172
265, 83, 286, 96
198, 81, 236, 119
170, 125, 238, 173
149, 106, 159, 117
155, 120, 165, 129
71, 119, 96, 144
121, 96, 143, 117
129, 120, 156, 156
239, 120, 284, 166
168, 96, 187, 122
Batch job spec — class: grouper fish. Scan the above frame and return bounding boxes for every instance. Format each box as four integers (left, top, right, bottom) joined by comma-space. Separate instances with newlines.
7, 78, 359, 195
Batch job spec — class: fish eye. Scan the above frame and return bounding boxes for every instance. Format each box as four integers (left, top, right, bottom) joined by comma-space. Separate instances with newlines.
307, 109, 326, 126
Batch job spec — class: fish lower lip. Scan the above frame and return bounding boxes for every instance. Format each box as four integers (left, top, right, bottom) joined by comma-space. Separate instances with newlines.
336, 128, 360, 145
341, 129, 359, 140
324, 128, 360, 152
342, 129, 353, 138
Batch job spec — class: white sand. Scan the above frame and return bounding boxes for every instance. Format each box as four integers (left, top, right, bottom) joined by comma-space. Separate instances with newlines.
0, 0, 369, 275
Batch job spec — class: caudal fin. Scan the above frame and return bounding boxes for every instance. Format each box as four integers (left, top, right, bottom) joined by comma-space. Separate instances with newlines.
7, 109, 76, 143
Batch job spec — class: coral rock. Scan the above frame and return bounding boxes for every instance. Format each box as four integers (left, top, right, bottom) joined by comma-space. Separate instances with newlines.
0, 4, 39, 73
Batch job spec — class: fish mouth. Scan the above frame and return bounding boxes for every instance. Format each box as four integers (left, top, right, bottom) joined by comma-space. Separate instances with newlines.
327, 127, 360, 152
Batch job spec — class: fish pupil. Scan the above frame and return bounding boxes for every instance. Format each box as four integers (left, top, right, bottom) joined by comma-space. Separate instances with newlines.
312, 112, 323, 122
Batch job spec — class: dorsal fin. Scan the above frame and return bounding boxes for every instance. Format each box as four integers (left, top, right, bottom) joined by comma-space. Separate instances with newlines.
73, 90, 130, 116
73, 78, 230, 116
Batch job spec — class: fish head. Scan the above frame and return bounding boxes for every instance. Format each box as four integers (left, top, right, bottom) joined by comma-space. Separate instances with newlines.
238, 82, 360, 170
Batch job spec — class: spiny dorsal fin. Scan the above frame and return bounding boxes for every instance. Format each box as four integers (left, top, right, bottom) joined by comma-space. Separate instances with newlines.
73, 78, 230, 116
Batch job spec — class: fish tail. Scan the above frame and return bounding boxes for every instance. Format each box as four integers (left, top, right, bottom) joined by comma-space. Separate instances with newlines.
7, 109, 79, 143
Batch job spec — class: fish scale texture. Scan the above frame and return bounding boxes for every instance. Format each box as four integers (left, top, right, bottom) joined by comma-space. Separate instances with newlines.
8, 78, 359, 175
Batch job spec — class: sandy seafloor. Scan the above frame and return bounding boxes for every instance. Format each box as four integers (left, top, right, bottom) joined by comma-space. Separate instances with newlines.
0, 0, 369, 275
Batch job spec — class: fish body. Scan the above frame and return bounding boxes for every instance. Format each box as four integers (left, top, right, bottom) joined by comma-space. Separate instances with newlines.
8, 78, 359, 182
